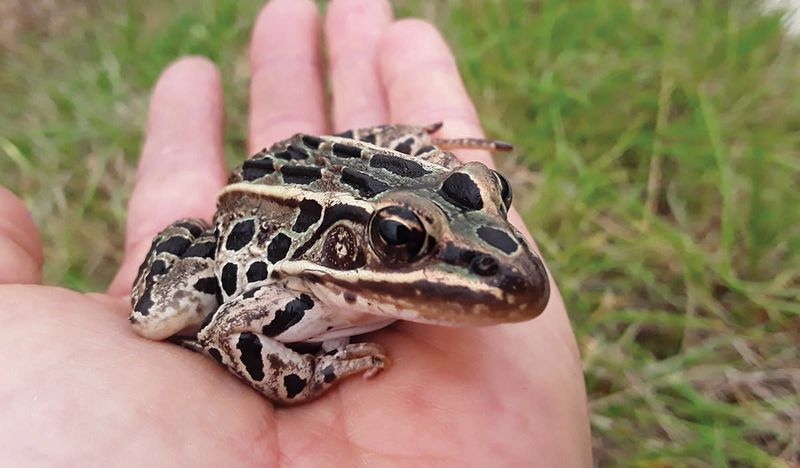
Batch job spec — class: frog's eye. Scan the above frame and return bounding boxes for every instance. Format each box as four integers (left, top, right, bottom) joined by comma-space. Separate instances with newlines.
369, 206, 429, 263
493, 171, 513, 210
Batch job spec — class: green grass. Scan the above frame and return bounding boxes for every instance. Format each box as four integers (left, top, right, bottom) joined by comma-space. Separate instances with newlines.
2, 0, 799, 464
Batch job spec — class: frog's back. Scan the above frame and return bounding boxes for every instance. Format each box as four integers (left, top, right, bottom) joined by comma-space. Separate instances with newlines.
225, 131, 453, 200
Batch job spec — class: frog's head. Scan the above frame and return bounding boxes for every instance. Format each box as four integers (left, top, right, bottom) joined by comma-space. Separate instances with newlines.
297, 161, 550, 326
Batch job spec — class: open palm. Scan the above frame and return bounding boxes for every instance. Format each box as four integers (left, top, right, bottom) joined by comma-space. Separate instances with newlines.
0, 0, 590, 465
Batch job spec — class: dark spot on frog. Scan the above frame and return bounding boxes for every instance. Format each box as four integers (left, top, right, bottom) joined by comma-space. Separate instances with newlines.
226, 219, 256, 251
261, 293, 314, 337
439, 172, 483, 211
208, 347, 224, 365
332, 142, 362, 159
335, 129, 354, 139
362, 133, 377, 144
393, 137, 415, 154
292, 199, 323, 233
301, 135, 323, 149
155, 236, 192, 255
193, 277, 219, 295
275, 145, 309, 161
321, 365, 336, 383
236, 333, 265, 381
341, 167, 389, 198
242, 288, 259, 299
343, 292, 357, 304
476, 226, 518, 254
267, 233, 292, 263
134, 240, 158, 284
281, 165, 321, 185
174, 221, 204, 237
284, 374, 307, 399
242, 158, 275, 181
133, 289, 154, 316
182, 241, 216, 259
220, 263, 238, 297
149, 259, 167, 277
370, 153, 430, 178
246, 261, 269, 283
415, 145, 435, 155
256, 224, 278, 246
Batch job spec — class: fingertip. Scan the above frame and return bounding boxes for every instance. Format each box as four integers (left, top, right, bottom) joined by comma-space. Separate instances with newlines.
326, 0, 392, 33
251, 0, 321, 68
379, 19, 453, 70
147, 56, 224, 139
155, 56, 221, 89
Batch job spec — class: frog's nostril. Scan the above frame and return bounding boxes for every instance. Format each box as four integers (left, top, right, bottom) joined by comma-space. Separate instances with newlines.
470, 254, 499, 276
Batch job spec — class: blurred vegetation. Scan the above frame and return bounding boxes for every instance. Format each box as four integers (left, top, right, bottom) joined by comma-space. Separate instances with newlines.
1, 0, 798, 464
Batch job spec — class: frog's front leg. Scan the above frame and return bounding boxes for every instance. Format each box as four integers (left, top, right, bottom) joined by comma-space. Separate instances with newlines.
130, 219, 220, 340
196, 288, 389, 404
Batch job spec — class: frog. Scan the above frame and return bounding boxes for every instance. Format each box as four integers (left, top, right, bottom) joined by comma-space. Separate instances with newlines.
129, 123, 550, 404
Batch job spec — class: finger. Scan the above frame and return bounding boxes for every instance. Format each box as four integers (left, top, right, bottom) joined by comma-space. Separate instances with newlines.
0, 188, 43, 284
325, 0, 392, 131
249, 0, 327, 151
109, 57, 226, 297
379, 20, 494, 167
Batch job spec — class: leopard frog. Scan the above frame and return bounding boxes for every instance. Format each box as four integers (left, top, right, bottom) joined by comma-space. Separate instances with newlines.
130, 123, 549, 404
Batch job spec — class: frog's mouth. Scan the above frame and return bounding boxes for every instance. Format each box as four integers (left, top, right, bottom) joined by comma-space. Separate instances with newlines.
282, 260, 550, 326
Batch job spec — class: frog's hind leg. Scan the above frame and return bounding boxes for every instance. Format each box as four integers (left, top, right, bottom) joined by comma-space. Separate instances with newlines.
430, 136, 514, 152
197, 288, 389, 404
334, 123, 435, 155
335, 123, 513, 169
130, 219, 221, 341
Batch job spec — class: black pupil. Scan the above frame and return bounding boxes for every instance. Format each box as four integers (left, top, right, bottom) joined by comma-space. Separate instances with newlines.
379, 220, 415, 245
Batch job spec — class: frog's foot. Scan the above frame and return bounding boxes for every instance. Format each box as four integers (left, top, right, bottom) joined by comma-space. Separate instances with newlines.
206, 332, 388, 404
319, 342, 390, 380
130, 219, 220, 340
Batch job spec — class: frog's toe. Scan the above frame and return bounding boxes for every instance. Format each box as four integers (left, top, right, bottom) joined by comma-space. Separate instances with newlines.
316, 342, 390, 383
326, 342, 387, 360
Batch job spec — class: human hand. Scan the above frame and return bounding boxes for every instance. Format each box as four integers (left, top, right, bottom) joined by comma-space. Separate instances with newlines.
1, 0, 591, 465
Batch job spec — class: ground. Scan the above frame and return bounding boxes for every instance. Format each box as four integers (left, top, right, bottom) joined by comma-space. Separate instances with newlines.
1, 0, 798, 465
